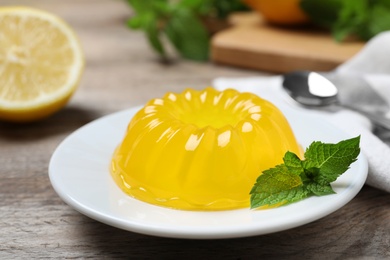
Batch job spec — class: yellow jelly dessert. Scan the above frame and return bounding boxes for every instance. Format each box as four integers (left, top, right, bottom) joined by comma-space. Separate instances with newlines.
111, 88, 301, 211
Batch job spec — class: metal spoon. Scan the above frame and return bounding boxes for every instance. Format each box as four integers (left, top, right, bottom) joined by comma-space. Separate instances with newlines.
282, 71, 390, 130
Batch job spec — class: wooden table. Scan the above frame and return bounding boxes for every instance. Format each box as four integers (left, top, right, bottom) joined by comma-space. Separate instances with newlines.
1, 0, 389, 258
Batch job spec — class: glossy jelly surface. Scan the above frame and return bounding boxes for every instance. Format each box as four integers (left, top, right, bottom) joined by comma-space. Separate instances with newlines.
111, 88, 302, 210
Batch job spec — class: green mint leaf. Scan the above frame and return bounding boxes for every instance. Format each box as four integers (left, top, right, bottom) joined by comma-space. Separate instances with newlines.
127, 15, 145, 29
250, 136, 360, 210
332, 0, 368, 41
300, 0, 343, 28
305, 182, 335, 196
250, 165, 307, 209
126, 0, 150, 14
302, 136, 360, 183
177, 0, 205, 10
164, 9, 209, 61
283, 151, 303, 175
141, 13, 166, 57
301, 0, 390, 41
126, 0, 246, 60
365, 5, 390, 40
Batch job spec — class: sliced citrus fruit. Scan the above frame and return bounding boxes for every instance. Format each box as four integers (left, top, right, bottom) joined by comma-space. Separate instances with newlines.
0, 7, 84, 122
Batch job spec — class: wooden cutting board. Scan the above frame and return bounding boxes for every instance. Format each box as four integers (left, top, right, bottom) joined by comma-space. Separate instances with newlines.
211, 12, 365, 73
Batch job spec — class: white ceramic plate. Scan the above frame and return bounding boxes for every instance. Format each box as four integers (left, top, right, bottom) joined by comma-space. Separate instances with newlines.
49, 105, 368, 239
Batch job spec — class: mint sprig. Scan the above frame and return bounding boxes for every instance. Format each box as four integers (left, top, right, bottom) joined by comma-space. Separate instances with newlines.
300, 0, 390, 41
250, 136, 360, 209
125, 0, 248, 61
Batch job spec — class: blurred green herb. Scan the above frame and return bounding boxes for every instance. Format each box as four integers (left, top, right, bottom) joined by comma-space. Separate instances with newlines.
126, 0, 248, 61
300, 0, 390, 41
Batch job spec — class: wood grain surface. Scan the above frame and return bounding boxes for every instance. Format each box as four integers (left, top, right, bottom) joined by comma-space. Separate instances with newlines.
211, 13, 365, 73
1, 1, 389, 259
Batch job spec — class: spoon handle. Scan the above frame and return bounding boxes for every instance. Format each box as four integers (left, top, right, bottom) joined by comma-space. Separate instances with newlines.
345, 105, 390, 130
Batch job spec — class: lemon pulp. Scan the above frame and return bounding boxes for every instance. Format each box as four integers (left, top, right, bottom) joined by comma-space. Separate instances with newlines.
0, 7, 84, 122
111, 88, 302, 210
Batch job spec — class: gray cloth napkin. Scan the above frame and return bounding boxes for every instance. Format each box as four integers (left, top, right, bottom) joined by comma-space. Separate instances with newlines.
213, 31, 390, 193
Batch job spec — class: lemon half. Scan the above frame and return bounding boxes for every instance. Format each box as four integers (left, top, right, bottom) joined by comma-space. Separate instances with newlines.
0, 7, 84, 122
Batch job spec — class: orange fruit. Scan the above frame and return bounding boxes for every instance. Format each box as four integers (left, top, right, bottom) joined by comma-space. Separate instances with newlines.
243, 0, 309, 25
